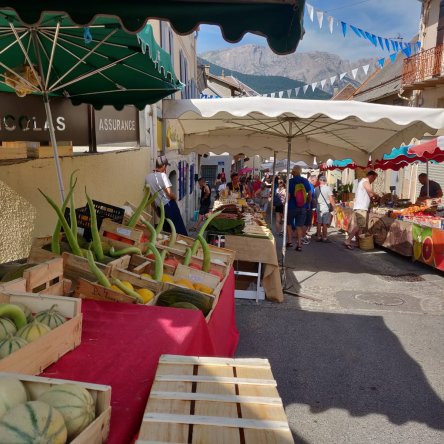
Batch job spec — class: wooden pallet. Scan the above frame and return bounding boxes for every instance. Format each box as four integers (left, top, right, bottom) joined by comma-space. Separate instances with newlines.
0, 372, 111, 444
0, 292, 82, 375
22, 257, 72, 295
27, 141, 73, 158
136, 355, 294, 444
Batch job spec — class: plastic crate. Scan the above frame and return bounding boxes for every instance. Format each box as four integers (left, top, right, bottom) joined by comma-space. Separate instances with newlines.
63, 201, 125, 241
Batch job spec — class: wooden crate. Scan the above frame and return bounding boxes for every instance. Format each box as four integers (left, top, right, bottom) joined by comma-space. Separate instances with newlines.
28, 236, 62, 264
27, 141, 73, 158
75, 270, 162, 305
100, 219, 145, 251
122, 200, 153, 239
2, 141, 40, 148
130, 255, 176, 277
0, 292, 82, 375
0, 372, 111, 444
173, 264, 222, 296
0, 146, 28, 160
0, 278, 26, 292
23, 257, 72, 296
136, 355, 294, 444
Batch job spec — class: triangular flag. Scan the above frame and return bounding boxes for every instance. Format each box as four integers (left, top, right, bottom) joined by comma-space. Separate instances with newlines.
358, 28, 367, 39
330, 75, 337, 85
416, 41, 421, 51
341, 21, 347, 37
339, 72, 347, 80
362, 64, 370, 75
262, 93, 268, 97
311, 82, 318, 92
351, 68, 358, 79
389, 53, 397, 63
328, 16, 334, 34
371, 34, 378, 47
378, 58, 385, 68
391, 40, 397, 51
350, 25, 361, 38
306, 3, 314, 22
271, 92, 276, 98
287, 89, 292, 98
385, 38, 391, 51
316, 10, 324, 29
295, 87, 300, 96
303, 85, 309, 94
278, 91, 284, 98
378, 36, 385, 50
365, 32, 377, 47
402, 45, 412, 57
320, 79, 327, 89
394, 41, 399, 52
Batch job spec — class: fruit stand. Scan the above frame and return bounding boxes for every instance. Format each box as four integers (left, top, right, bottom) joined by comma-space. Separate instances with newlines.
334, 199, 444, 272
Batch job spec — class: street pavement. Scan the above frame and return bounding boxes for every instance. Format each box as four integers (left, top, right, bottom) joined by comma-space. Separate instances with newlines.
234, 227, 444, 444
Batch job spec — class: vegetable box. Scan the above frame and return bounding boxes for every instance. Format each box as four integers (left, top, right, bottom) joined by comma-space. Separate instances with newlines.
99, 219, 145, 252
136, 354, 294, 444
0, 372, 111, 444
0, 292, 82, 375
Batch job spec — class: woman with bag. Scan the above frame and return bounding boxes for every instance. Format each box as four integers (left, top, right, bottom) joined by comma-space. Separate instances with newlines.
314, 175, 335, 242
273, 179, 286, 235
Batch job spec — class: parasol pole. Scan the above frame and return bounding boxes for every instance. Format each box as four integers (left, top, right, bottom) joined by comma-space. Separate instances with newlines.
31, 29, 65, 202
426, 160, 430, 197
270, 151, 277, 230
281, 122, 292, 286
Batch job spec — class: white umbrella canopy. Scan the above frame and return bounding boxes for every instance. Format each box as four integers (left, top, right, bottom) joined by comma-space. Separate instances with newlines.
163, 97, 444, 283
163, 97, 444, 165
261, 159, 316, 171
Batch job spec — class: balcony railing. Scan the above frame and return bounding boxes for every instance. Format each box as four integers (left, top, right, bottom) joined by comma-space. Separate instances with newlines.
402, 44, 444, 87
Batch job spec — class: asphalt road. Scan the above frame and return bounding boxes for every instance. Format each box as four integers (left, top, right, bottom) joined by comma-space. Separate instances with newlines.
234, 228, 444, 444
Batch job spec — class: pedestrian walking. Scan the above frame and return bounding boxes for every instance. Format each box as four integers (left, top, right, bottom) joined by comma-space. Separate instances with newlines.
315, 175, 335, 242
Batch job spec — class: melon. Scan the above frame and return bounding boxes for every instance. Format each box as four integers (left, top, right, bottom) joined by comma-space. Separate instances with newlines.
171, 302, 200, 310
422, 236, 434, 265
0, 378, 28, 419
34, 305, 66, 330
0, 317, 17, 340
11, 303, 33, 323
17, 320, 51, 342
0, 400, 67, 444
0, 334, 28, 358
38, 384, 95, 439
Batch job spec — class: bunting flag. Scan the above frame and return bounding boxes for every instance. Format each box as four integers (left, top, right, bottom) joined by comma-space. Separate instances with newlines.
351, 68, 358, 79
271, 92, 276, 98
389, 53, 397, 63
295, 87, 300, 96
303, 85, 309, 94
362, 64, 370, 75
378, 58, 385, 68
305, 3, 420, 57
311, 82, 318, 92
330, 75, 337, 85
328, 16, 334, 34
340, 72, 347, 80
320, 79, 327, 89
287, 89, 292, 98
316, 10, 324, 29
278, 91, 284, 98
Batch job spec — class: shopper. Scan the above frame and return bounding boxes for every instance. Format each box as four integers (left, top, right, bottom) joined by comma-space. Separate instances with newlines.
145, 155, 188, 236
287, 166, 312, 251
190, 177, 211, 231
255, 182, 270, 212
302, 175, 317, 244
315, 176, 335, 242
344, 170, 378, 250
273, 179, 286, 235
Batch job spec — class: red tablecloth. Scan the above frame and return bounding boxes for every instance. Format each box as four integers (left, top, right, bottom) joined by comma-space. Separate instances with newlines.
41, 269, 238, 444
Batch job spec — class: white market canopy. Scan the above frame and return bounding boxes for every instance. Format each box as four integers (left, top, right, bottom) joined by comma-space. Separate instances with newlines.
261, 159, 315, 172
163, 97, 444, 165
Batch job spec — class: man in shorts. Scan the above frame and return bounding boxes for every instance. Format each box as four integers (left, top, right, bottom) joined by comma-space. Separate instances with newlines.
344, 170, 379, 249
190, 177, 211, 231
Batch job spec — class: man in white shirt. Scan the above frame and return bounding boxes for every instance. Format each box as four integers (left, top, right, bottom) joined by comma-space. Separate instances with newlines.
145, 155, 188, 236
344, 170, 378, 250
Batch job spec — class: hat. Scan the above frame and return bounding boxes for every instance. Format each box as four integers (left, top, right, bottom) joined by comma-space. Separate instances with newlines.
156, 155, 170, 168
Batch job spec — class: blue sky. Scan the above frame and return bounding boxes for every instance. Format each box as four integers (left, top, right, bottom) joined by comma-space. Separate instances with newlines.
197, 0, 422, 61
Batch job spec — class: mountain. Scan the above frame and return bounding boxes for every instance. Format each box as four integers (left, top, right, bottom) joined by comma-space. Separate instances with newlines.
198, 57, 331, 100
200, 44, 376, 93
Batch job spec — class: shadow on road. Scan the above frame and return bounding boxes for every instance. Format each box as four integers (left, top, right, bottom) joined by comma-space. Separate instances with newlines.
235, 307, 444, 439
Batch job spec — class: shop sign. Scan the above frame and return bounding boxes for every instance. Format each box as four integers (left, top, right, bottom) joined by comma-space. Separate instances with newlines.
0, 93, 88, 144
95, 106, 138, 144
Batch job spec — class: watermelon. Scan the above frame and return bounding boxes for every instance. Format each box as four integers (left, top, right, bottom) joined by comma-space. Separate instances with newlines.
0, 334, 28, 358
0, 318, 17, 340
38, 384, 95, 439
17, 320, 51, 343
0, 378, 27, 419
0, 401, 67, 444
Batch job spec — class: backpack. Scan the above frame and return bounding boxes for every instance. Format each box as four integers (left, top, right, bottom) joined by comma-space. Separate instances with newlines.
294, 182, 308, 207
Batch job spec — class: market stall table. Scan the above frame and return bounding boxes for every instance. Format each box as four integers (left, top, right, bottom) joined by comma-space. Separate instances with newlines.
224, 234, 283, 302
40, 269, 239, 444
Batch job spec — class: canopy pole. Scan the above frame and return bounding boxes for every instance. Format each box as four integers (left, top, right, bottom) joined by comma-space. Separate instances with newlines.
31, 29, 65, 202
426, 160, 429, 197
281, 123, 292, 286
270, 151, 277, 230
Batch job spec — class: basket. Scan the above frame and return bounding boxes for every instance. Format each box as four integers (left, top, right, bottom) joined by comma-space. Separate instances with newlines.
64, 200, 125, 241
359, 233, 374, 250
